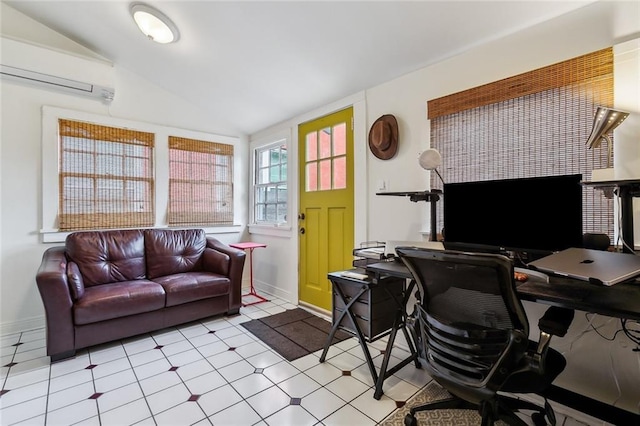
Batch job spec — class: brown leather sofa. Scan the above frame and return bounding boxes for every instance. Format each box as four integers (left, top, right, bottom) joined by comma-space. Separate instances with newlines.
36, 228, 246, 361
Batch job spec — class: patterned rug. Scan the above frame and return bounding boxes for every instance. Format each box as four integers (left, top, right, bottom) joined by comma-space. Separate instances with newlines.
380, 381, 482, 425
240, 308, 351, 361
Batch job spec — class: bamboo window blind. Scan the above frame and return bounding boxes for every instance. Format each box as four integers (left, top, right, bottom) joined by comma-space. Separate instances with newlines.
168, 136, 234, 226
427, 48, 614, 240
58, 119, 155, 231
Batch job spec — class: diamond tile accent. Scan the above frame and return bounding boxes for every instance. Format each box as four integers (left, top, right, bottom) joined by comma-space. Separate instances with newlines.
11, 342, 23, 347
228, 347, 236, 351
86, 364, 97, 370
208, 331, 216, 334
254, 368, 264, 374
396, 401, 406, 408
290, 397, 301, 405
169, 366, 179, 372
188, 394, 200, 402
89, 392, 103, 399
3, 362, 17, 368
0, 389, 10, 396
342, 370, 351, 376
154, 345, 164, 350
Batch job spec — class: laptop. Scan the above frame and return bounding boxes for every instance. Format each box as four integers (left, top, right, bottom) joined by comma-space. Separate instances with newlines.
528, 247, 640, 286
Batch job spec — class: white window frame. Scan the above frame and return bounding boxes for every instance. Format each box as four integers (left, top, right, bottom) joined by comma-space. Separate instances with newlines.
249, 134, 292, 235
41, 106, 243, 242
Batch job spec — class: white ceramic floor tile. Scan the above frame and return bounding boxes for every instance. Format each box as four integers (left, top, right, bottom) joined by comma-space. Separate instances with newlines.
278, 373, 322, 398
300, 387, 346, 421
45, 398, 99, 426
94, 369, 138, 393
146, 382, 191, 415
0, 378, 49, 409
3, 365, 50, 389
211, 326, 244, 340
196, 384, 243, 416
380, 375, 420, 401
178, 323, 210, 339
231, 373, 274, 398
0, 396, 47, 425
333, 337, 360, 351
234, 341, 268, 359
208, 400, 262, 426
127, 347, 165, 367
132, 357, 172, 380
151, 329, 186, 346
264, 404, 318, 426
224, 333, 256, 348
187, 332, 219, 348
160, 339, 194, 357
245, 350, 283, 369
324, 375, 370, 403
225, 314, 252, 325
166, 348, 204, 366
99, 397, 152, 426
349, 362, 376, 387
290, 353, 321, 372
206, 349, 243, 369
154, 400, 207, 426
176, 359, 216, 382
217, 359, 256, 382
47, 380, 95, 411
246, 310, 272, 319
97, 382, 144, 413
262, 361, 300, 384
122, 336, 157, 356
139, 370, 182, 396
326, 351, 365, 371
48, 368, 93, 393
92, 357, 133, 380
197, 340, 230, 357
322, 404, 377, 426
88, 344, 127, 365
350, 389, 398, 422
392, 362, 432, 388
264, 306, 287, 315
246, 385, 291, 418
304, 362, 342, 386
185, 370, 226, 394
14, 339, 45, 353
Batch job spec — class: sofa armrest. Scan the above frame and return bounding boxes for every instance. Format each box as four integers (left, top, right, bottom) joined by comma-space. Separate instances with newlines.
36, 247, 76, 360
206, 237, 246, 313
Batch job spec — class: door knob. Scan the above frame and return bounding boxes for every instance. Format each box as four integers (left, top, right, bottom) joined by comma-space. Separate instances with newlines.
298, 213, 305, 220
300, 227, 305, 234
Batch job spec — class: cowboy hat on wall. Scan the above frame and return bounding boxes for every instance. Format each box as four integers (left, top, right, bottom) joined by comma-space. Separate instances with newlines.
369, 114, 399, 160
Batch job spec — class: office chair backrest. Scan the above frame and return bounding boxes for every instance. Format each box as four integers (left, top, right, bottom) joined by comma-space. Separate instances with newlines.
396, 247, 530, 397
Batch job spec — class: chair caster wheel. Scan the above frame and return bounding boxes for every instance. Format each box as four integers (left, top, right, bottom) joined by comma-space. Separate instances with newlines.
404, 413, 417, 426
531, 412, 547, 426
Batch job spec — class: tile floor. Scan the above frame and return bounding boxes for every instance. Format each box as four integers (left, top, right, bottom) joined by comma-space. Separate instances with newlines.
1, 294, 595, 425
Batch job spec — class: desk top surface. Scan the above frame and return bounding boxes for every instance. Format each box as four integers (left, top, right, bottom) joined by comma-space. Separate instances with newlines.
366, 261, 640, 321
229, 242, 267, 250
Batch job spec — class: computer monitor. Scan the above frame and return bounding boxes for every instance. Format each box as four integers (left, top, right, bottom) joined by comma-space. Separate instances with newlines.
443, 174, 583, 255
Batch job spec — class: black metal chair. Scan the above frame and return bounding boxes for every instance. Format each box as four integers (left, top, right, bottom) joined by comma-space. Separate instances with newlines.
396, 247, 574, 426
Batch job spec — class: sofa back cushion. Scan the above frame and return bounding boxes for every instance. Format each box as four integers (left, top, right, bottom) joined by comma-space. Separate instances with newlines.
145, 229, 206, 278
66, 230, 146, 287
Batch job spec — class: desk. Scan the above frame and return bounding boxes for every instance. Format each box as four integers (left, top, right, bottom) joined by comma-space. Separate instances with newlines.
321, 271, 420, 400
229, 242, 268, 306
366, 260, 640, 424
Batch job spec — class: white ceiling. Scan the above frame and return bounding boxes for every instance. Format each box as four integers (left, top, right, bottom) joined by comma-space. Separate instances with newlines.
5, 1, 595, 135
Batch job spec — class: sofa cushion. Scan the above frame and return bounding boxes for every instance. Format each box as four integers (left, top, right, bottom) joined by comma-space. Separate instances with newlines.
67, 261, 85, 301
66, 230, 146, 287
74, 280, 165, 325
153, 272, 230, 307
145, 229, 206, 279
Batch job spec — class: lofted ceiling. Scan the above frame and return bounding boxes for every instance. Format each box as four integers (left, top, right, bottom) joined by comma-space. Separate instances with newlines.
4, 1, 595, 135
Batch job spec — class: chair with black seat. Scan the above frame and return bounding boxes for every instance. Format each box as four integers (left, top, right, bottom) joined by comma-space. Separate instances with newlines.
396, 247, 574, 426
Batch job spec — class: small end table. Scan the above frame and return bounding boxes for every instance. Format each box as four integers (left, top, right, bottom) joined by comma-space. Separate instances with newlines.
230, 242, 268, 306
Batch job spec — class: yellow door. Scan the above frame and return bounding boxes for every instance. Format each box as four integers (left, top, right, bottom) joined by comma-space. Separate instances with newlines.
298, 107, 354, 311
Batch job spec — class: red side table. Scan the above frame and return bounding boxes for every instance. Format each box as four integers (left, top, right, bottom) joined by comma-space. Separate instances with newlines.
230, 242, 268, 306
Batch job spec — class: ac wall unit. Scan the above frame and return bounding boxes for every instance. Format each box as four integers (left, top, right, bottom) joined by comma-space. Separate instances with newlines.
0, 64, 115, 102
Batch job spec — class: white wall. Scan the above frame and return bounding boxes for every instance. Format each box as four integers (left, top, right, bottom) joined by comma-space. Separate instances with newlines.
249, 0, 640, 415
0, 5, 249, 334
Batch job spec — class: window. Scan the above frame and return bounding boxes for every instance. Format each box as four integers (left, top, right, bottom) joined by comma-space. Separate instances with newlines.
58, 119, 154, 231
168, 136, 234, 226
304, 123, 347, 192
254, 142, 287, 224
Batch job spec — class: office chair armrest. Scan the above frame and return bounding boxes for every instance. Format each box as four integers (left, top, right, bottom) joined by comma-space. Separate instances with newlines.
530, 307, 574, 373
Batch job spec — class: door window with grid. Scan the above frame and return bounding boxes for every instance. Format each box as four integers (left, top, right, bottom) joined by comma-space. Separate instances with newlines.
254, 142, 287, 224
58, 119, 155, 231
168, 136, 234, 226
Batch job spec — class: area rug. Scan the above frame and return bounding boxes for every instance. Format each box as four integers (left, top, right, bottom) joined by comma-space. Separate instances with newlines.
380, 381, 482, 425
240, 308, 351, 361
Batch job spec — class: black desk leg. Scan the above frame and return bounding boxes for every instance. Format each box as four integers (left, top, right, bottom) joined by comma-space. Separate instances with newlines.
320, 283, 379, 385
373, 280, 420, 400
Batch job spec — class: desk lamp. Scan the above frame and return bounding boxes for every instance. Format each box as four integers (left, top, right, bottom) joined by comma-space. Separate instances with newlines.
586, 106, 629, 178
419, 148, 445, 184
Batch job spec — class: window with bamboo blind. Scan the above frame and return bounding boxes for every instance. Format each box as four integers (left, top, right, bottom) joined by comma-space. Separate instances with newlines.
427, 48, 614, 241
58, 119, 155, 231
168, 136, 234, 226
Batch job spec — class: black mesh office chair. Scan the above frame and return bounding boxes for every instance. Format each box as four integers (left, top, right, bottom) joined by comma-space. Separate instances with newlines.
396, 247, 574, 426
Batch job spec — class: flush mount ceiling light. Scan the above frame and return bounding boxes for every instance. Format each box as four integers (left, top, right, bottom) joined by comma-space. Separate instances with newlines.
130, 3, 179, 44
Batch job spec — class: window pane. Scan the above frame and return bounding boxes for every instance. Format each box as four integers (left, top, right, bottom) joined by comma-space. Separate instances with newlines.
333, 123, 346, 156
333, 156, 347, 189
266, 186, 277, 202
270, 148, 280, 165
319, 127, 331, 159
306, 162, 317, 192
269, 165, 280, 182
266, 204, 276, 222
256, 186, 266, 203
259, 168, 269, 184
255, 204, 265, 222
281, 162, 287, 180
259, 150, 270, 167
277, 185, 287, 202
277, 204, 287, 222
319, 159, 331, 190
306, 132, 317, 161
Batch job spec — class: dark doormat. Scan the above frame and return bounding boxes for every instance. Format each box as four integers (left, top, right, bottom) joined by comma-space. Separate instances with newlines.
240, 308, 351, 361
